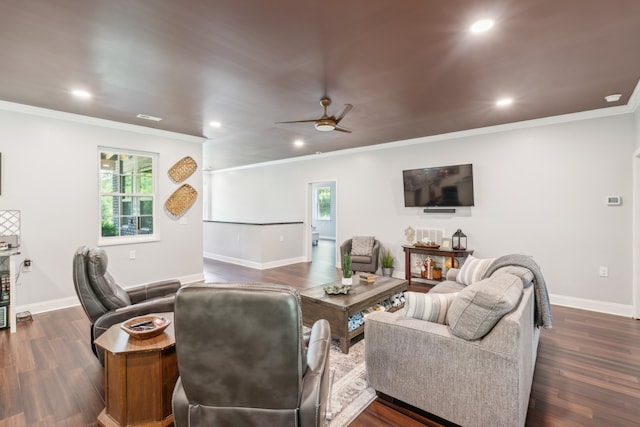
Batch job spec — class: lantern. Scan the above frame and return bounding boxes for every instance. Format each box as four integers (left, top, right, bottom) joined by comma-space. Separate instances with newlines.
452, 229, 467, 250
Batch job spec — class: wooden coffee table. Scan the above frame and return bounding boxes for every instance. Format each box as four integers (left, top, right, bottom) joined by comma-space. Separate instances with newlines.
94, 312, 178, 427
300, 276, 408, 353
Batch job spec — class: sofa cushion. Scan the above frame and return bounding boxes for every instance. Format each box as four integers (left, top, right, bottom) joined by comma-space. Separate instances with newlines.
351, 255, 372, 264
429, 280, 465, 294
456, 255, 495, 286
404, 291, 458, 324
447, 273, 523, 340
351, 236, 375, 256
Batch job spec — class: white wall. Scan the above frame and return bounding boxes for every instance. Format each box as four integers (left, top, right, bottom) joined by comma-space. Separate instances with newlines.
203, 221, 304, 268
208, 112, 637, 316
0, 103, 204, 314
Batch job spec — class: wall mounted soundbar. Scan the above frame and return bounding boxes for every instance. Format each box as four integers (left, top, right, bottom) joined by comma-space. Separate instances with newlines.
424, 208, 456, 214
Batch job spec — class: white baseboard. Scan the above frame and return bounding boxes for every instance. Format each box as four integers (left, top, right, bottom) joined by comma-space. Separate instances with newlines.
549, 293, 634, 317
175, 273, 205, 285
16, 296, 80, 317
204, 252, 306, 270
15, 272, 205, 316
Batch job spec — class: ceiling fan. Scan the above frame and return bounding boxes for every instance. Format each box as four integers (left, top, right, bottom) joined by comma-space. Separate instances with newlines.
276, 97, 353, 133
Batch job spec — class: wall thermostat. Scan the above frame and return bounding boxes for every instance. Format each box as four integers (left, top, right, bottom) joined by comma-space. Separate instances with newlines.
607, 196, 622, 206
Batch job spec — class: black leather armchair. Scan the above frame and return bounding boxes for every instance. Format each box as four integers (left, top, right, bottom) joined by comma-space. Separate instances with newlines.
172, 283, 331, 427
72, 246, 180, 364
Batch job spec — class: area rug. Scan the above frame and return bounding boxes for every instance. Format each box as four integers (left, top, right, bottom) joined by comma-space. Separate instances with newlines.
326, 338, 376, 426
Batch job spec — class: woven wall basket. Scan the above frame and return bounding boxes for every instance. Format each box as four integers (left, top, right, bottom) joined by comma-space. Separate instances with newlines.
165, 183, 198, 218
168, 156, 197, 183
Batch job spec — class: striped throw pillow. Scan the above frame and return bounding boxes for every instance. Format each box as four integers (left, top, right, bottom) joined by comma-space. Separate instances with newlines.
403, 291, 458, 324
456, 255, 495, 286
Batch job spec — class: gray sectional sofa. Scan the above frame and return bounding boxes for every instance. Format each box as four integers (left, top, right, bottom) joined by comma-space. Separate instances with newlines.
365, 263, 544, 427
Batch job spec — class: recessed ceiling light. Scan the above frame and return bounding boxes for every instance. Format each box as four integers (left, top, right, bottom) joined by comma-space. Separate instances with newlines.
209, 121, 222, 128
496, 98, 513, 107
470, 19, 495, 33
605, 94, 622, 103
136, 114, 162, 121
71, 89, 92, 99
294, 139, 304, 147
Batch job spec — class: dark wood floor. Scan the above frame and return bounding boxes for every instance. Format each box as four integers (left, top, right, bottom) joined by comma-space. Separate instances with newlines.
1, 241, 640, 426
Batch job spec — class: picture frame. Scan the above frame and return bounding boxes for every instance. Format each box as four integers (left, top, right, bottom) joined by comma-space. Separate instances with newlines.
440, 237, 451, 249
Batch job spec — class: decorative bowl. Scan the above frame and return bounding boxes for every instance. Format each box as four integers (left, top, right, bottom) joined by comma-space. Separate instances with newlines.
121, 315, 171, 340
415, 243, 440, 249
323, 285, 351, 295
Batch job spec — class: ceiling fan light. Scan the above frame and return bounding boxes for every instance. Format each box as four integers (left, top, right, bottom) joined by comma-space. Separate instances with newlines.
315, 121, 335, 131
470, 19, 494, 33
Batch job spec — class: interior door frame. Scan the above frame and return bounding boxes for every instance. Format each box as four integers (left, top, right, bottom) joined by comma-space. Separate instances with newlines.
305, 179, 338, 263
633, 149, 640, 319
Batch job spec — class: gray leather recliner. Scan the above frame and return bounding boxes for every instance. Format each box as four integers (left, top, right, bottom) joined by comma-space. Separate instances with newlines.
172, 283, 331, 427
72, 246, 180, 364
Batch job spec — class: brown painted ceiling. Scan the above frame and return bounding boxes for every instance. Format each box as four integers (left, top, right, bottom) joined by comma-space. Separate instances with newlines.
1, 1, 639, 170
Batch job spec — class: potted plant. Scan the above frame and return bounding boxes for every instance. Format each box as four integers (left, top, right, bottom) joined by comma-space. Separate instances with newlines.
342, 252, 353, 285
381, 248, 395, 277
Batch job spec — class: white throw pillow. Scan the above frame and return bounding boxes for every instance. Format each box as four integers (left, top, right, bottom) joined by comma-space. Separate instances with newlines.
351, 236, 375, 256
456, 255, 495, 286
403, 291, 458, 324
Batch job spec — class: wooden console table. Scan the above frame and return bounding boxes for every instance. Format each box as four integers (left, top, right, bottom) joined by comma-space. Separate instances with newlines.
402, 245, 473, 290
94, 312, 177, 427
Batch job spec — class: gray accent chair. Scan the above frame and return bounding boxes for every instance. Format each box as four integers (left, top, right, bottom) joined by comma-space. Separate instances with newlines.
72, 246, 181, 364
172, 283, 331, 427
340, 238, 380, 273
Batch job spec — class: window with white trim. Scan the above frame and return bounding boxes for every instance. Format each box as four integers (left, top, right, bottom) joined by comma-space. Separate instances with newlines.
99, 149, 157, 243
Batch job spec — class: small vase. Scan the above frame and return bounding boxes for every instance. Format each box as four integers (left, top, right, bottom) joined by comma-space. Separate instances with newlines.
342, 276, 353, 285
382, 267, 394, 277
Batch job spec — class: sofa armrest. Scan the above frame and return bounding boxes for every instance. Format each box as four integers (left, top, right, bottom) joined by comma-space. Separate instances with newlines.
127, 279, 181, 304
446, 267, 460, 281
300, 319, 331, 427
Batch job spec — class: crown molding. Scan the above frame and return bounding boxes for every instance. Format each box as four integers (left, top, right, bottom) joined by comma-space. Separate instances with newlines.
0, 100, 206, 144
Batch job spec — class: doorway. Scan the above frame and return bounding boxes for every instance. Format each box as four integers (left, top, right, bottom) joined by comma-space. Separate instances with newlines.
307, 180, 337, 267
634, 150, 640, 319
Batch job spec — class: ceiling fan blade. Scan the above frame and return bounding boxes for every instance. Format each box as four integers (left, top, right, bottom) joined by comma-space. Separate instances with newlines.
275, 119, 319, 124
334, 125, 352, 133
334, 104, 353, 124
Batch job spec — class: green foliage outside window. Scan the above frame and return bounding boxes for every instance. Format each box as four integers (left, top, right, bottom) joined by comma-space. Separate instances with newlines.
317, 187, 331, 220
99, 151, 155, 238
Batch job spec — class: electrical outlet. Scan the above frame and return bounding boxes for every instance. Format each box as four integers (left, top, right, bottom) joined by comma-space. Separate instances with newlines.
129, 250, 136, 260
23, 259, 32, 272
599, 266, 609, 277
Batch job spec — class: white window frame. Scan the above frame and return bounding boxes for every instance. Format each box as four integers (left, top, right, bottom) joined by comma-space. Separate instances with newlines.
98, 147, 159, 246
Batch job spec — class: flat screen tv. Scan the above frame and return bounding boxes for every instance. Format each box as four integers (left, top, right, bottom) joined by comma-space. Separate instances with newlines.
403, 164, 475, 207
